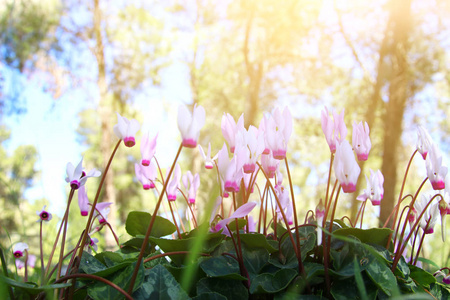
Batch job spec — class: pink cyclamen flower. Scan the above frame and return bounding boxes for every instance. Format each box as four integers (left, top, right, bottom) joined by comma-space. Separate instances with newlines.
258, 117, 270, 155
198, 143, 218, 169
215, 202, 257, 236
86, 235, 99, 253
65, 158, 101, 190
217, 143, 245, 193
95, 202, 112, 224
265, 107, 293, 160
321, 107, 347, 153
417, 125, 433, 160
78, 185, 90, 216
426, 143, 447, 190
36, 205, 52, 222
275, 185, 293, 225
352, 121, 371, 161
334, 140, 361, 193
177, 104, 205, 148
221, 113, 244, 153
414, 194, 439, 234
16, 254, 36, 270
182, 171, 200, 204
140, 133, 158, 166
13, 242, 28, 258
113, 112, 140, 147
356, 169, 384, 205
167, 164, 182, 201
236, 125, 265, 173
316, 199, 325, 246
135, 163, 157, 190
261, 151, 280, 178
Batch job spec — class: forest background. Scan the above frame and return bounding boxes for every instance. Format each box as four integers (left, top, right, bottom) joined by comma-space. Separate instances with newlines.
1, 0, 450, 270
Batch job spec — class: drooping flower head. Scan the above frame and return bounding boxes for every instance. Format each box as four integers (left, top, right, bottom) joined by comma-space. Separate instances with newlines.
334, 140, 361, 193
135, 162, 157, 190
13, 242, 28, 258
198, 143, 218, 169
261, 150, 280, 178
417, 125, 433, 160
78, 185, 90, 216
265, 107, 293, 160
426, 143, 447, 190
236, 125, 265, 173
217, 143, 245, 193
182, 171, 200, 204
221, 113, 244, 153
177, 104, 205, 148
356, 169, 384, 205
321, 107, 347, 153
414, 194, 439, 234
65, 158, 101, 190
86, 235, 99, 253
214, 202, 257, 235
140, 133, 158, 166
352, 121, 371, 161
275, 185, 293, 225
95, 202, 112, 224
16, 254, 36, 270
258, 117, 270, 155
167, 164, 182, 201
36, 205, 52, 222
113, 113, 140, 147
316, 199, 325, 246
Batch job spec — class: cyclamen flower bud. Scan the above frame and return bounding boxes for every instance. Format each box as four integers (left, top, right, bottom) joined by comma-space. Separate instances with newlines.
113, 113, 140, 147
352, 121, 371, 161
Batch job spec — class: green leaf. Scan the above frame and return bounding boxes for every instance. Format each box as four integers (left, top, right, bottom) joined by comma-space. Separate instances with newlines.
333, 227, 393, 250
80, 251, 107, 274
331, 276, 378, 300
249, 268, 297, 294
365, 252, 398, 297
193, 292, 227, 300
429, 283, 450, 299
0, 276, 71, 295
354, 257, 369, 300
88, 261, 144, 300
125, 211, 176, 238
95, 251, 124, 266
409, 265, 436, 288
200, 255, 247, 280
242, 245, 270, 277
132, 264, 189, 300
239, 233, 278, 253
197, 277, 248, 300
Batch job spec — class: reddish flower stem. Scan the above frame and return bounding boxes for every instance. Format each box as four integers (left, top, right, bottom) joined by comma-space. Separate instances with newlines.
127, 143, 183, 294
57, 188, 75, 281
387, 149, 418, 249
54, 273, 133, 300
76, 140, 121, 264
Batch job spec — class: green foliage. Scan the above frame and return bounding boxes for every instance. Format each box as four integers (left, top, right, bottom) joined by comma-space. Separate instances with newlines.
5, 211, 445, 299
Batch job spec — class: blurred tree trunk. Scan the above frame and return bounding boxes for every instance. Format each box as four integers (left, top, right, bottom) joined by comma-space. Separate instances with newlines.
379, 0, 412, 227
93, 0, 117, 249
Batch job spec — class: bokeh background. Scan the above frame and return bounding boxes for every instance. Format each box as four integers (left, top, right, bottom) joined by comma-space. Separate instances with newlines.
1, 0, 449, 271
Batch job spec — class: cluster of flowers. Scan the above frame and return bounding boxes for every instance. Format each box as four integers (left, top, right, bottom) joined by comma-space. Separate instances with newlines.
10, 103, 450, 284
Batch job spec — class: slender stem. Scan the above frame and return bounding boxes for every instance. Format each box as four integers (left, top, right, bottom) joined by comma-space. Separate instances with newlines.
24, 250, 28, 282
45, 189, 74, 279
76, 140, 121, 264
0, 248, 15, 300
57, 189, 75, 280
383, 194, 413, 228
168, 201, 182, 237
413, 217, 432, 265
354, 202, 365, 227
128, 143, 183, 294
39, 221, 45, 284
54, 274, 133, 300
387, 149, 418, 249
359, 200, 367, 229
392, 193, 443, 270
392, 178, 427, 250
284, 158, 307, 279
324, 153, 335, 209
256, 163, 303, 273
